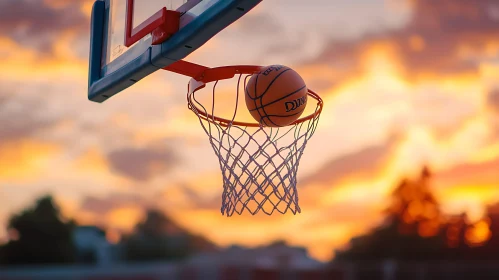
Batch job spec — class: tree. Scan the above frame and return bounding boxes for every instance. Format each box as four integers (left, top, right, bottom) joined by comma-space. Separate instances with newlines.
386, 167, 443, 237
335, 167, 448, 261
122, 209, 217, 262
334, 166, 499, 262
0, 195, 76, 265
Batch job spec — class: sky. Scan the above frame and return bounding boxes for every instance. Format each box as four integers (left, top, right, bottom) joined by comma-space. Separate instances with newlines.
1, 0, 499, 261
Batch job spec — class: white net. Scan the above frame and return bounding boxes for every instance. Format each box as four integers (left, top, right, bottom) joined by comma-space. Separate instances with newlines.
188, 72, 322, 216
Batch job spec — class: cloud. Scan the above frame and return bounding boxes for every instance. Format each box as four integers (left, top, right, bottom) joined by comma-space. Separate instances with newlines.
78, 193, 152, 232
80, 193, 151, 216
488, 90, 499, 112
396, 0, 499, 75
0, 93, 55, 141
232, 13, 283, 36
302, 135, 399, 187
0, 140, 60, 181
302, 0, 499, 80
0, 87, 61, 181
107, 146, 178, 182
176, 184, 220, 210
435, 157, 499, 188
0, 0, 89, 56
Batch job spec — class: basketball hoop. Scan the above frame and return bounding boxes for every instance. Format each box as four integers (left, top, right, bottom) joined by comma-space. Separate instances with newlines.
187, 65, 323, 216
88, 0, 324, 216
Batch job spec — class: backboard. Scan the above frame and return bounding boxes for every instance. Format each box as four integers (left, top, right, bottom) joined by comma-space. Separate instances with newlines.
88, 0, 262, 102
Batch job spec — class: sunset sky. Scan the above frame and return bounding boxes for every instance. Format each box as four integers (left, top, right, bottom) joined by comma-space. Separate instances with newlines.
1, 0, 499, 261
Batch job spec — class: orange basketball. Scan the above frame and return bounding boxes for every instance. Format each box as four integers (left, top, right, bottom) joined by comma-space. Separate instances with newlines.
245, 65, 308, 127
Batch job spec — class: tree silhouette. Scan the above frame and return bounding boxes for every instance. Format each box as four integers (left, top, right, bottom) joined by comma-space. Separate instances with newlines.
335, 166, 498, 262
0, 195, 76, 265
386, 167, 443, 237
122, 209, 217, 262
335, 167, 448, 261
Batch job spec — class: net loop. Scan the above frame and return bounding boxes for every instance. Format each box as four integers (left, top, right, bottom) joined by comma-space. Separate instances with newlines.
187, 66, 322, 216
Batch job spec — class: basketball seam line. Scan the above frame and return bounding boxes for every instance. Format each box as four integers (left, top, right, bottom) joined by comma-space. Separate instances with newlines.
261, 94, 280, 127
246, 68, 292, 100
255, 90, 280, 126
254, 73, 273, 126
252, 72, 265, 126
248, 85, 307, 112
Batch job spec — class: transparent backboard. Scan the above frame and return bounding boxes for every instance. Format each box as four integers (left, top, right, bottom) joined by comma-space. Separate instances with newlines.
103, 0, 209, 75
88, 0, 262, 102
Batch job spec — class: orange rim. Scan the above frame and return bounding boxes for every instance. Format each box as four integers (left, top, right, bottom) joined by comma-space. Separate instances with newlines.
187, 65, 324, 128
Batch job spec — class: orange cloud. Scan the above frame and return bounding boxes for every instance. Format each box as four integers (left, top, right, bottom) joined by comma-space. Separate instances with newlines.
435, 158, 499, 188
301, 0, 499, 89
106, 206, 145, 232
488, 90, 499, 112
302, 135, 399, 188
0, 140, 60, 182
75, 194, 153, 235
74, 147, 110, 174
431, 157, 499, 219
0, 0, 89, 56
107, 145, 178, 182
43, 0, 92, 12
80, 1, 95, 17
43, 0, 72, 9
77, 206, 145, 235
0, 36, 87, 81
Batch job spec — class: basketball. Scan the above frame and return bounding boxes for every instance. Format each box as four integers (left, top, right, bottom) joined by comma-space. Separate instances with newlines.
245, 65, 308, 127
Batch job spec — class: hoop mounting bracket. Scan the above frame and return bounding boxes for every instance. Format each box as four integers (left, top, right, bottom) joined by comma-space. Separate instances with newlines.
124, 0, 181, 47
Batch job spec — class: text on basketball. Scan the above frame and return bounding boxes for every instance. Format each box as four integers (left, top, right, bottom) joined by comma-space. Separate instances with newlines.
285, 96, 307, 112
